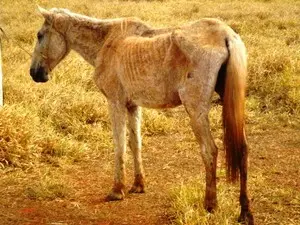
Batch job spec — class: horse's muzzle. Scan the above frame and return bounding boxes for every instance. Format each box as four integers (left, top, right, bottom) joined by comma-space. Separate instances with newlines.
30, 66, 49, 83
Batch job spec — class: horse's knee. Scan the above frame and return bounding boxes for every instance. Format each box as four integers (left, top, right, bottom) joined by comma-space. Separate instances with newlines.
127, 107, 142, 152
128, 137, 137, 152
128, 132, 141, 152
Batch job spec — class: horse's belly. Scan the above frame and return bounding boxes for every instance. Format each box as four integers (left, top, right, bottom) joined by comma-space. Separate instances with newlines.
119, 63, 183, 108
128, 82, 182, 108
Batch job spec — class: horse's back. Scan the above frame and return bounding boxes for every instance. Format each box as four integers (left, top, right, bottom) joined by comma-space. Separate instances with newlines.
97, 18, 234, 108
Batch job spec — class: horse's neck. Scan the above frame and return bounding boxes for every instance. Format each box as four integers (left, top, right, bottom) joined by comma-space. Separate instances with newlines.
66, 19, 107, 66
63, 16, 151, 66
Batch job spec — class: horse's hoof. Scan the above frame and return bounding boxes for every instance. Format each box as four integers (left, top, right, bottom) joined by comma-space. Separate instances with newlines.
129, 185, 145, 194
129, 174, 145, 194
204, 198, 217, 213
205, 205, 217, 213
105, 190, 125, 201
238, 211, 254, 225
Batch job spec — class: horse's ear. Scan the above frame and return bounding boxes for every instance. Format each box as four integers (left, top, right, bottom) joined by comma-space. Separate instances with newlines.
37, 6, 52, 23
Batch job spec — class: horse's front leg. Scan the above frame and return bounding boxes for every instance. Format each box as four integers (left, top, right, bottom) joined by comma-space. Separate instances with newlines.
127, 105, 145, 193
106, 101, 127, 201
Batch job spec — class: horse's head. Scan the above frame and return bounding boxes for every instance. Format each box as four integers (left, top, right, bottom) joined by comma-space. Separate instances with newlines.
30, 7, 70, 82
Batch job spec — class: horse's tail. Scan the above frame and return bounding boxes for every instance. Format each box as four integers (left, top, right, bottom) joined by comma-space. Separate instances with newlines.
222, 35, 248, 182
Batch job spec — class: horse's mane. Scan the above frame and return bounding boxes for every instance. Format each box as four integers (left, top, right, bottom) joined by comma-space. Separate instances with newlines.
49, 8, 103, 24
48, 7, 148, 28
48, 7, 155, 38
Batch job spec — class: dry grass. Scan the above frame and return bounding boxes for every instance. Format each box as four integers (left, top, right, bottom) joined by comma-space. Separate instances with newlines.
170, 174, 241, 225
0, 0, 300, 224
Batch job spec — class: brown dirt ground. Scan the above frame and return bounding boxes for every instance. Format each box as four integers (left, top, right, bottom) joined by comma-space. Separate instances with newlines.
0, 125, 300, 225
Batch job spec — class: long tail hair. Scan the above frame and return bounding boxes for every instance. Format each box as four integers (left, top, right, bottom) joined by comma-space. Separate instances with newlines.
222, 36, 248, 182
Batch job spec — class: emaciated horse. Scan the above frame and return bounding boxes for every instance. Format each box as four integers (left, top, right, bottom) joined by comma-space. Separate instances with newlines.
30, 7, 254, 224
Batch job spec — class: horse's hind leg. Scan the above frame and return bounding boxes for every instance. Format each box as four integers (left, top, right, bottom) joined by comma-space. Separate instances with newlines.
106, 101, 127, 201
127, 105, 145, 193
179, 62, 221, 211
192, 110, 218, 211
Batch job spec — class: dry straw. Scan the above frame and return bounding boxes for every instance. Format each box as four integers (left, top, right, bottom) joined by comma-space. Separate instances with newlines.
0, 27, 4, 106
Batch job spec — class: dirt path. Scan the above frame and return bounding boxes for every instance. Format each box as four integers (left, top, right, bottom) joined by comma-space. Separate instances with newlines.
0, 133, 204, 225
1, 127, 300, 225
66, 134, 202, 225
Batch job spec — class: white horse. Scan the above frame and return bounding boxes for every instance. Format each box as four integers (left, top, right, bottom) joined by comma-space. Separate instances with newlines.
30, 7, 254, 224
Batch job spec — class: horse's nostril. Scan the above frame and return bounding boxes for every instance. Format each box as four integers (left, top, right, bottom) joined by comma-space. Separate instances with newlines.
29, 66, 49, 83
30, 68, 36, 77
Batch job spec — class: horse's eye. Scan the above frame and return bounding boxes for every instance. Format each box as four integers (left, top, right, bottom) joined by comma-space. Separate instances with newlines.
37, 32, 43, 42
